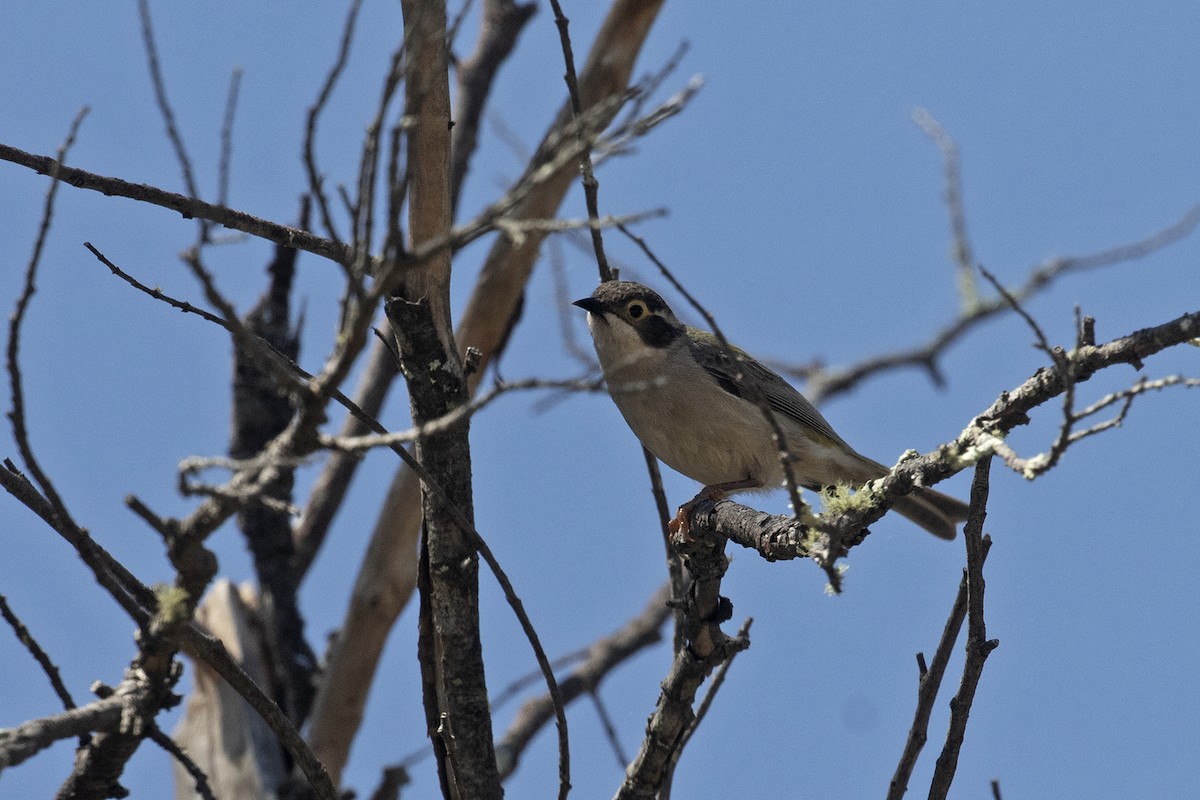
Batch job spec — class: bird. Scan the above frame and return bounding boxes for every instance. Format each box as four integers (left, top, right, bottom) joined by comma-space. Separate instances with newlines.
573, 280, 969, 540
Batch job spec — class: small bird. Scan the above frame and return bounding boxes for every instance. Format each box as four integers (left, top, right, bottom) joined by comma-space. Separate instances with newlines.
574, 280, 969, 539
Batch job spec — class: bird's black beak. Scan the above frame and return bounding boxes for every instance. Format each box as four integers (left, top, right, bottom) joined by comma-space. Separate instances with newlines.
572, 297, 604, 314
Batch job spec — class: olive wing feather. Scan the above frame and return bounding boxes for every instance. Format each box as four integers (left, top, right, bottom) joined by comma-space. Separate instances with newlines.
684, 329, 849, 449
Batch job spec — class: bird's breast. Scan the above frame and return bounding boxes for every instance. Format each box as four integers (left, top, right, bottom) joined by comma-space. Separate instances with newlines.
602, 344, 794, 488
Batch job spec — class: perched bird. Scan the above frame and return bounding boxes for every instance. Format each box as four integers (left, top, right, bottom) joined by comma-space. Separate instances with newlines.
574, 280, 969, 539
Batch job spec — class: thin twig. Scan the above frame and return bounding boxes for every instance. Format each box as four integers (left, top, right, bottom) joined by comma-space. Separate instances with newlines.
551, 235, 602, 368
547, 0, 613, 281
138, 0, 201, 204
0, 595, 80, 732
491, 648, 591, 712
7, 106, 89, 534
0, 142, 354, 264
495, 582, 672, 781
147, 726, 216, 800
912, 108, 979, 309
493, 207, 665, 244
216, 66, 243, 209
1068, 375, 1199, 444
86, 242, 226, 326
173, 622, 338, 799
304, 0, 364, 244
590, 691, 629, 768
980, 265, 1077, 476
641, 447, 685, 654
318, 375, 602, 452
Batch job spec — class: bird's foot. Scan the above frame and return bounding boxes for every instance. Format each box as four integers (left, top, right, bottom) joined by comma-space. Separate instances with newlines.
668, 503, 696, 539
669, 479, 760, 541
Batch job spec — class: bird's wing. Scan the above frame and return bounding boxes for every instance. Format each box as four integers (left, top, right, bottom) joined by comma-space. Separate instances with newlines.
685, 328, 849, 449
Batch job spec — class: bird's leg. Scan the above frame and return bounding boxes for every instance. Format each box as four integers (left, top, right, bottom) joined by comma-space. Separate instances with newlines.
669, 477, 763, 538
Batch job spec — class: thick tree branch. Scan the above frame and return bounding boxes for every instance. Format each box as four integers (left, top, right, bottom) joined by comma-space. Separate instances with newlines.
0, 694, 129, 771
450, 0, 538, 211
230, 205, 317, 731
614, 528, 749, 800
308, 1, 667, 784
389, 3, 514, 797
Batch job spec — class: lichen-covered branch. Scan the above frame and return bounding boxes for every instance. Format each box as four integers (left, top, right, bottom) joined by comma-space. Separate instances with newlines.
676, 309, 1199, 577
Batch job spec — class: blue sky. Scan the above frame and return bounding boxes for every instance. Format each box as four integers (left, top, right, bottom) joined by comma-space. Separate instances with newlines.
2, 2, 1198, 798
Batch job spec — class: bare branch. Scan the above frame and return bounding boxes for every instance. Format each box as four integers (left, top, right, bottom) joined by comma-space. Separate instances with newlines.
796, 203, 1200, 404
979, 266, 1076, 477
928, 461, 998, 800
640, 447, 686, 654
0, 595, 79, 731
495, 207, 665, 243
147, 727, 216, 800
548, 0, 614, 281
291, 338, 400, 578
318, 375, 601, 453
173, 621, 337, 800
0, 693, 128, 771
912, 108, 979, 308
496, 582, 672, 780
216, 66, 243, 209
1067, 374, 1199, 444
615, 528, 749, 800
888, 539, 992, 800
590, 691, 629, 769
7, 107, 89, 533
0, 142, 354, 264
85, 242, 226, 327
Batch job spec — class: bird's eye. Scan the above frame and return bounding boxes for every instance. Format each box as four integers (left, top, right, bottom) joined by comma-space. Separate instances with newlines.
627, 301, 646, 319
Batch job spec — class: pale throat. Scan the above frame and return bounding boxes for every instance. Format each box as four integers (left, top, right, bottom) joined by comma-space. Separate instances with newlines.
589, 314, 667, 384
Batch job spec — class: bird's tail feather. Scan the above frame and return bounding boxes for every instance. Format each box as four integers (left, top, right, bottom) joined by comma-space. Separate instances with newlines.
892, 488, 969, 540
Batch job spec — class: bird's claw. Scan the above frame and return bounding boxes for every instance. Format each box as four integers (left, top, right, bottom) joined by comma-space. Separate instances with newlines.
668, 505, 694, 541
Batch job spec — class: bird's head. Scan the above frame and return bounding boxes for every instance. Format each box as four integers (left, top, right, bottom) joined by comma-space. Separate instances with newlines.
573, 281, 685, 368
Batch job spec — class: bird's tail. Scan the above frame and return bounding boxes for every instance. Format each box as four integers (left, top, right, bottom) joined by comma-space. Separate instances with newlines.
891, 488, 970, 540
